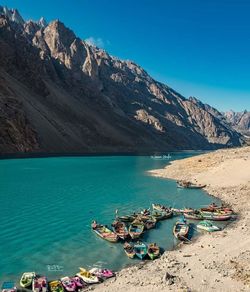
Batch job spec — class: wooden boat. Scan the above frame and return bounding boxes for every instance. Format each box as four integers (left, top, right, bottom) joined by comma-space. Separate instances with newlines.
91, 221, 118, 242
71, 277, 85, 289
201, 203, 233, 214
152, 203, 170, 212
123, 242, 136, 258
128, 221, 144, 239
112, 220, 129, 240
173, 220, 190, 241
144, 217, 157, 229
32, 276, 48, 292
201, 213, 231, 221
134, 241, 148, 260
147, 243, 160, 260
184, 212, 204, 220
20, 272, 36, 288
1, 282, 17, 292
48, 281, 64, 292
171, 208, 194, 214
152, 210, 173, 221
177, 180, 206, 189
89, 268, 115, 279
197, 220, 221, 232
76, 268, 99, 284
60, 277, 77, 292
117, 215, 136, 222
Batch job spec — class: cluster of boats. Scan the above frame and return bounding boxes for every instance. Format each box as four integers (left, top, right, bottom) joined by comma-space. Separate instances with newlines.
2, 267, 115, 292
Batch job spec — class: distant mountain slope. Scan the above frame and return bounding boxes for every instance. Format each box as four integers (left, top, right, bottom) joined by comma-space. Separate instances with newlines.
0, 6, 243, 154
224, 110, 250, 136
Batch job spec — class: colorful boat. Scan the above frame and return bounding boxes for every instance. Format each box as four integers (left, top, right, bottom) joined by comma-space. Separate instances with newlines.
60, 277, 76, 292
89, 268, 115, 279
197, 220, 221, 232
48, 281, 64, 292
152, 203, 170, 212
76, 268, 99, 284
20, 272, 36, 288
32, 276, 48, 292
71, 277, 85, 288
144, 217, 157, 229
123, 242, 136, 258
112, 220, 129, 240
184, 212, 204, 220
171, 208, 194, 214
134, 241, 148, 260
147, 243, 160, 260
91, 221, 118, 243
201, 213, 231, 221
173, 219, 190, 241
128, 221, 144, 239
152, 210, 173, 221
1, 282, 17, 292
177, 180, 206, 189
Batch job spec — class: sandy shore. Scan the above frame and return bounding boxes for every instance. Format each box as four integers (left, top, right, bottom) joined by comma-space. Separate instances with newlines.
93, 146, 250, 292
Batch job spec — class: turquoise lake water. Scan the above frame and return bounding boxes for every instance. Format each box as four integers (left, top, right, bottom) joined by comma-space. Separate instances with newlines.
0, 153, 221, 283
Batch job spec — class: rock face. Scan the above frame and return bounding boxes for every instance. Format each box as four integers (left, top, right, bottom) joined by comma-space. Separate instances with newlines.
224, 111, 250, 136
0, 7, 244, 154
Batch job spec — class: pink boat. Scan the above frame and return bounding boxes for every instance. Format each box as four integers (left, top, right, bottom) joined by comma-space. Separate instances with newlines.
60, 277, 76, 292
89, 268, 115, 279
71, 277, 86, 288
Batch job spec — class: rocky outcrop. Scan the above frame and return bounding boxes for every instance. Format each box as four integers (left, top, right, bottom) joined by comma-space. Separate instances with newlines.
224, 111, 250, 136
0, 7, 244, 154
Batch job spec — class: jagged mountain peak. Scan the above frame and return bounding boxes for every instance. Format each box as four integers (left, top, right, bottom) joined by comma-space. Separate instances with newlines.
0, 6, 24, 25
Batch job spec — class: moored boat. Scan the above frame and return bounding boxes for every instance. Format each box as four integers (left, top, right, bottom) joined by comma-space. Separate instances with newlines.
20, 272, 36, 288
184, 212, 204, 220
49, 281, 64, 292
60, 277, 76, 292
144, 217, 157, 229
147, 243, 160, 260
177, 180, 206, 189
152, 203, 170, 212
201, 213, 231, 221
134, 241, 148, 260
173, 219, 190, 241
117, 215, 136, 222
152, 210, 173, 221
89, 268, 115, 279
71, 277, 86, 288
76, 268, 99, 284
197, 220, 221, 232
112, 220, 129, 240
91, 221, 119, 243
128, 220, 144, 239
32, 276, 48, 292
171, 208, 194, 214
123, 242, 136, 258
1, 282, 17, 292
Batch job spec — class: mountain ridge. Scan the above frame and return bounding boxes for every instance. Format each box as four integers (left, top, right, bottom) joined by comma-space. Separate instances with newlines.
0, 7, 244, 154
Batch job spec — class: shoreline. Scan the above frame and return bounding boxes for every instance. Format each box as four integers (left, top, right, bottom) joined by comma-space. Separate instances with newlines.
93, 146, 250, 291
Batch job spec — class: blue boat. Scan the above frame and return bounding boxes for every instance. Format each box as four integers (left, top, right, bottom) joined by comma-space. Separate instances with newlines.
134, 241, 148, 260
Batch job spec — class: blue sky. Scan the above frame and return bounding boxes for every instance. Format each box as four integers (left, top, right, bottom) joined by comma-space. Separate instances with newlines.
1, 0, 250, 111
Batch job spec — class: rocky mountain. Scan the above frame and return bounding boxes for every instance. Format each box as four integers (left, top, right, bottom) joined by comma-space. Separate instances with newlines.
224, 110, 250, 136
0, 7, 244, 154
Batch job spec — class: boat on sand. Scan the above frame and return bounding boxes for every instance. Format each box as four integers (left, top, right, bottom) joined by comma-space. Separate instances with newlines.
20, 272, 36, 288
91, 221, 118, 242
197, 220, 221, 232
76, 268, 99, 284
177, 180, 206, 189
89, 268, 115, 279
48, 281, 64, 292
32, 276, 48, 292
147, 243, 160, 260
60, 277, 76, 292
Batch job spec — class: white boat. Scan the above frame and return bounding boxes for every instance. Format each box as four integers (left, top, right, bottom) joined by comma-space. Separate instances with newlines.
76, 268, 99, 284
197, 220, 221, 232
20, 272, 36, 288
150, 154, 171, 159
